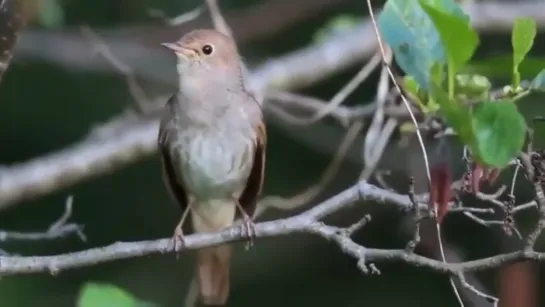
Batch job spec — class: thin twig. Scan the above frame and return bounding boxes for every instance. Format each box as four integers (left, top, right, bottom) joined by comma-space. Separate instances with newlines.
148, 5, 205, 26
256, 120, 365, 217
406, 176, 420, 252
523, 152, 545, 249
205, 0, 233, 38
80, 26, 152, 113
302, 53, 382, 124
362, 49, 392, 177
0, 196, 86, 243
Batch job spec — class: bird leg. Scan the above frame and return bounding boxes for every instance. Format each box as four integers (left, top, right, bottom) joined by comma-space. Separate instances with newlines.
168, 206, 191, 258
235, 201, 256, 249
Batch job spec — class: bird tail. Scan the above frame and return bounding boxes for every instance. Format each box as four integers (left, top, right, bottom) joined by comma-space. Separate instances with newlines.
195, 244, 231, 305
190, 199, 237, 305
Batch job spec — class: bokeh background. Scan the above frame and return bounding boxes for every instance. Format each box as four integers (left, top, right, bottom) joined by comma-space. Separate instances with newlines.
0, 0, 545, 306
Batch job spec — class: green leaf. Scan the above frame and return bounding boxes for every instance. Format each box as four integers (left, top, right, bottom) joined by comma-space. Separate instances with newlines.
430, 84, 474, 146
512, 17, 537, 88
471, 101, 526, 167
378, 0, 447, 90
455, 74, 491, 100
420, 2, 479, 71
78, 283, 157, 307
426, 0, 469, 20
530, 69, 545, 91
512, 18, 537, 69
402, 76, 429, 111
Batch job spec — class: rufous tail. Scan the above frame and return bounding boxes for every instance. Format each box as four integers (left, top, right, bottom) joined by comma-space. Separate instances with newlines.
196, 244, 231, 305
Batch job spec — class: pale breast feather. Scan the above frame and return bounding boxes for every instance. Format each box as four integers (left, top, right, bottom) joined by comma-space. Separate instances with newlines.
176, 127, 254, 199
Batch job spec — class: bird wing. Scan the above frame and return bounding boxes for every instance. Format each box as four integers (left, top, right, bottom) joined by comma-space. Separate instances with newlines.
237, 117, 266, 220
158, 95, 192, 233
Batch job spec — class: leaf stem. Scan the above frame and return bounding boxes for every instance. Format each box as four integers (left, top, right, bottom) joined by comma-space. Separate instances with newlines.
447, 58, 455, 99
513, 69, 521, 90
512, 90, 530, 102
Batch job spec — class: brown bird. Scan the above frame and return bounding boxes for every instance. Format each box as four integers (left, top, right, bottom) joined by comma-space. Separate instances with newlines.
158, 29, 266, 305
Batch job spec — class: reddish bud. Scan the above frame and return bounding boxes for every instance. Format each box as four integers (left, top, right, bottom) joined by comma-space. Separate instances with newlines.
429, 162, 453, 224
484, 168, 501, 185
471, 164, 484, 194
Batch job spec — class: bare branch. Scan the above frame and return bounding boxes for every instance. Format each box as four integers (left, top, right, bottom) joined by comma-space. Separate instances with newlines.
405, 176, 421, 252
204, 0, 232, 38
148, 5, 205, 26
255, 120, 364, 217
80, 26, 152, 113
0, 181, 542, 277
0, 113, 159, 209
522, 152, 545, 249
301, 53, 381, 125
0, 196, 85, 243
0, 0, 25, 83
265, 90, 409, 127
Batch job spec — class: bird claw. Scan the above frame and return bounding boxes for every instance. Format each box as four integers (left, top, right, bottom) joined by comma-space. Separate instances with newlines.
240, 216, 256, 250
167, 226, 186, 259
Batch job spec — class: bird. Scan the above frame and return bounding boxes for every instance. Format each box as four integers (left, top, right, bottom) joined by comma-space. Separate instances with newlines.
158, 29, 266, 305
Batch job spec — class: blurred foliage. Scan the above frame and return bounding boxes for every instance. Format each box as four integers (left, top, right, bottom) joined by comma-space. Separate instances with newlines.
379, 0, 539, 169
78, 283, 157, 307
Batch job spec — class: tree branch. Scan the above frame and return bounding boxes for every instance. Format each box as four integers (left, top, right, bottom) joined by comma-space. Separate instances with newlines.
0, 0, 25, 83
0, 181, 540, 276
0, 196, 85, 244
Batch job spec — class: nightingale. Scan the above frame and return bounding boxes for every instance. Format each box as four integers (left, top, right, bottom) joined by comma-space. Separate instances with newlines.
158, 29, 266, 305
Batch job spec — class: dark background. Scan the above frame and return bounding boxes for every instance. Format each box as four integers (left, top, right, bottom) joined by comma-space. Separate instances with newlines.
0, 0, 544, 306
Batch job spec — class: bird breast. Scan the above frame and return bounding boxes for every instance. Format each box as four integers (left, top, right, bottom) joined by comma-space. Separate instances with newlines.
174, 119, 255, 200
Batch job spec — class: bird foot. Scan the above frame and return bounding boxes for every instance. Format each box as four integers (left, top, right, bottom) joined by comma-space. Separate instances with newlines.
167, 226, 186, 259
240, 215, 256, 250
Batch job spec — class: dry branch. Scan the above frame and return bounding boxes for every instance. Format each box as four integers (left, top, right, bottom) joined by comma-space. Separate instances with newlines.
0, 181, 540, 276
0, 196, 85, 244
0, 0, 25, 83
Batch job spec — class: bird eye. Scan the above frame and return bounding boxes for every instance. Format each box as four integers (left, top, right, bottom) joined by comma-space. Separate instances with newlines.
202, 44, 214, 55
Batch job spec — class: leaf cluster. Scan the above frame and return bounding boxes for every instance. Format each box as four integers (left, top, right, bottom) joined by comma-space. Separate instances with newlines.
378, 0, 545, 168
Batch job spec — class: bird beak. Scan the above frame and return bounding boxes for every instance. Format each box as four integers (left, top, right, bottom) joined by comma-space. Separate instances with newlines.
161, 42, 195, 59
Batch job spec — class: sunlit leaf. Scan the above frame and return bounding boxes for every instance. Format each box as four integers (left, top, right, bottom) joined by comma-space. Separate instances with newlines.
402, 76, 428, 111
378, 0, 446, 90
420, 2, 479, 71
512, 17, 537, 69
430, 84, 474, 147
425, 0, 469, 21
512, 17, 537, 88
78, 283, 157, 307
471, 101, 526, 167
455, 74, 491, 100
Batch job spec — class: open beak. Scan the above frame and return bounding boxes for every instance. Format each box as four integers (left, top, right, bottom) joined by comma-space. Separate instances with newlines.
161, 42, 194, 59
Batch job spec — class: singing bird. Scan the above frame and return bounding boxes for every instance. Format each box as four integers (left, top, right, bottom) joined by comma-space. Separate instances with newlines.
158, 29, 266, 305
